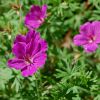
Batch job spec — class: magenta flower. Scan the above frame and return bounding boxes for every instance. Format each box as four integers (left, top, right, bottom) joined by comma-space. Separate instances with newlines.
73, 21, 100, 53
8, 30, 47, 77
25, 5, 47, 29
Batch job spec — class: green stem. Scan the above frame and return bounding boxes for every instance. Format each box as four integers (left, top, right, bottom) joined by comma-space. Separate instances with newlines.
35, 72, 41, 100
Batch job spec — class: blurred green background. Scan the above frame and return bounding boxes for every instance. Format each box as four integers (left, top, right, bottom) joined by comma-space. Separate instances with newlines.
0, 0, 100, 100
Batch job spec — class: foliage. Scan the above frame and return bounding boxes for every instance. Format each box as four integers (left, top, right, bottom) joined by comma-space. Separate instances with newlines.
0, 0, 100, 100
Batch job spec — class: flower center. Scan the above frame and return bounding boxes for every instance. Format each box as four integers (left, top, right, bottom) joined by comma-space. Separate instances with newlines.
39, 17, 44, 23
88, 35, 96, 43
24, 55, 32, 65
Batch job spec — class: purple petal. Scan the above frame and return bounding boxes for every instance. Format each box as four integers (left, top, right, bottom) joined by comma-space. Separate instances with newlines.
25, 13, 38, 22
12, 42, 26, 59
95, 36, 100, 43
21, 65, 37, 77
26, 30, 43, 56
8, 58, 26, 70
92, 21, 100, 35
92, 21, 100, 43
26, 38, 40, 57
26, 30, 40, 43
33, 53, 47, 68
21, 67, 29, 77
41, 5, 47, 18
31, 39, 48, 56
83, 43, 98, 53
73, 34, 88, 46
28, 65, 37, 76
40, 39, 48, 52
25, 20, 41, 29
14, 34, 26, 44
80, 22, 93, 36
26, 39, 35, 56
30, 5, 41, 15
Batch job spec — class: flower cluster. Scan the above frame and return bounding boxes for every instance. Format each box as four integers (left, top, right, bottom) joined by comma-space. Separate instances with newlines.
7, 3, 100, 77
8, 5, 48, 77
73, 21, 100, 53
